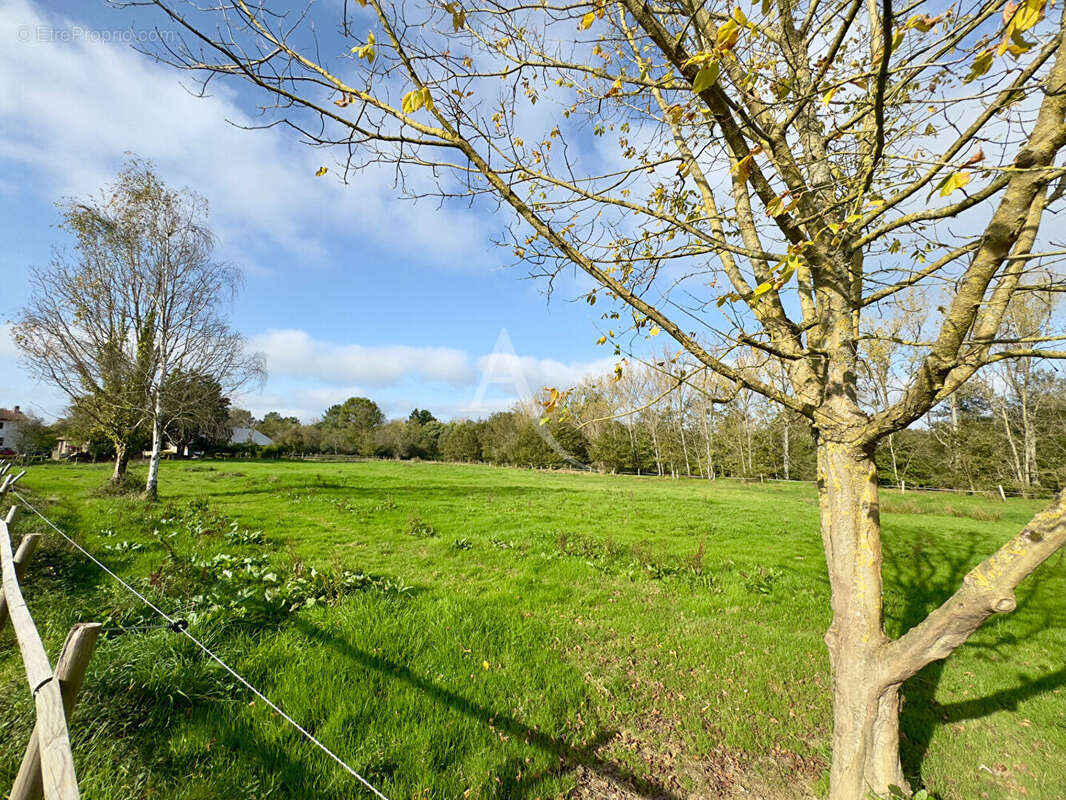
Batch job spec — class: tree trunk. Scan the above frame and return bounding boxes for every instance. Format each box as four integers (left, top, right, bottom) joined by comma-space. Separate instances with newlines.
818, 438, 908, 800
144, 391, 163, 500
110, 442, 130, 483
782, 419, 791, 480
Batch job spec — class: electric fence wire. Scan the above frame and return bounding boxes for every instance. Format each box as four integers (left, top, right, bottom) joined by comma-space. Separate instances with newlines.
10, 489, 392, 800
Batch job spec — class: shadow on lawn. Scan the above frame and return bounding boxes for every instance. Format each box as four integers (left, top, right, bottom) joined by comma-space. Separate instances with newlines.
293, 617, 683, 800
885, 533, 1066, 785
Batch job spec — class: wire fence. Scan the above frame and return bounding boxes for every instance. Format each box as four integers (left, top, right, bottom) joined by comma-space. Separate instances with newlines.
9, 487, 392, 800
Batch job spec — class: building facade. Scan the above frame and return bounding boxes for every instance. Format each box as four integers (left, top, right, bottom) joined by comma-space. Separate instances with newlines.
0, 406, 29, 453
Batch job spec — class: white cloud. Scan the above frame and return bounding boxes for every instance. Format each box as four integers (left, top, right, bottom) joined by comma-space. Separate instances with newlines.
0, 0, 493, 271
240, 328, 616, 421
249, 329, 476, 387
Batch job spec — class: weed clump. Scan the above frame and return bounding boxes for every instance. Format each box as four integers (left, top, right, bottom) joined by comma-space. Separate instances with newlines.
406, 514, 438, 538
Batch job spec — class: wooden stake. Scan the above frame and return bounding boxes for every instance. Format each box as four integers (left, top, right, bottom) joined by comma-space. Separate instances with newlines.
1, 513, 79, 800
11, 623, 102, 800
0, 533, 41, 632
998, 484, 1008, 502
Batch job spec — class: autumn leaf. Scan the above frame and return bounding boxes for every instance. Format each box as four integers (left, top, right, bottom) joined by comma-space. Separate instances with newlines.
928, 171, 972, 200
649, 325, 660, 336
401, 86, 433, 114
1009, 0, 1044, 32
716, 19, 740, 51
965, 49, 995, 82
351, 31, 376, 62
766, 193, 790, 217
906, 13, 944, 32
315, 166, 328, 176
692, 61, 720, 93
752, 281, 773, 299
578, 11, 595, 30
732, 153, 752, 183
822, 86, 837, 106
962, 149, 985, 168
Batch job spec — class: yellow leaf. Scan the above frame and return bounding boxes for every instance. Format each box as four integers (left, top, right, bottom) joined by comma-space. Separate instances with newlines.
752, 281, 773, 298
732, 7, 748, 26
965, 49, 995, 82
482, 660, 490, 670
315, 166, 328, 176
1010, 0, 1044, 33
649, 325, 660, 336
596, 336, 606, 345
578, 11, 596, 30
939, 171, 971, 197
692, 61, 720, 93
717, 19, 740, 51
402, 86, 433, 114
452, 6, 467, 31
766, 194, 786, 217
822, 86, 837, 106
732, 154, 752, 183
906, 13, 942, 32
683, 51, 717, 67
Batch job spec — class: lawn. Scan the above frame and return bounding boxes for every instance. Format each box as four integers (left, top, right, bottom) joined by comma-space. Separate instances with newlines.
1, 460, 1063, 799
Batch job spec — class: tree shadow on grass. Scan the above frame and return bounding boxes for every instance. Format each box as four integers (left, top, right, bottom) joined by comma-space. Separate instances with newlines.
884, 533, 1066, 786
292, 616, 683, 800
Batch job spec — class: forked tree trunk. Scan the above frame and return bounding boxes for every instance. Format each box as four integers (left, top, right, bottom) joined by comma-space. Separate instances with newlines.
820, 432, 1066, 800
818, 438, 907, 800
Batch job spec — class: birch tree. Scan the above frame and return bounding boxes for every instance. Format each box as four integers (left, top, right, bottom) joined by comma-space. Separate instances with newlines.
136, 0, 1066, 796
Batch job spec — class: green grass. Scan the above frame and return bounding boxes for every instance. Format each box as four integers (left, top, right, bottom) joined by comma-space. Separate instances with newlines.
1, 460, 1063, 799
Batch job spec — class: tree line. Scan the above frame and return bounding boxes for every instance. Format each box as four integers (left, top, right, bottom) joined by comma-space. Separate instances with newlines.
210, 353, 1063, 495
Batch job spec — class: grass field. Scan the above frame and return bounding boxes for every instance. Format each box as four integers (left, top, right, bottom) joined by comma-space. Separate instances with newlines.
1, 460, 1063, 799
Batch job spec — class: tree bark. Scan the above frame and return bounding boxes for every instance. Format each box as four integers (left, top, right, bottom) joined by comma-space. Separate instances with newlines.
819, 438, 908, 800
820, 426, 1066, 799
144, 390, 163, 500
110, 441, 130, 483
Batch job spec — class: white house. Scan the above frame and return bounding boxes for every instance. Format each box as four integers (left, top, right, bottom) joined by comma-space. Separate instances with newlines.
0, 406, 28, 453
229, 427, 273, 446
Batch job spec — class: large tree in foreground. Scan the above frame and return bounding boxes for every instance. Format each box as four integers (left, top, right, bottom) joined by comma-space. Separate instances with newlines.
136, 0, 1066, 796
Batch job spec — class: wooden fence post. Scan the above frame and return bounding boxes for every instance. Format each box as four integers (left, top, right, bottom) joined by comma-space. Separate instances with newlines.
10, 623, 102, 800
1, 508, 80, 800
0, 533, 41, 631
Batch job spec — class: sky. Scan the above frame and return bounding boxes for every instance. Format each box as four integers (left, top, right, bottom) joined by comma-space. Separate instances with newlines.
0, 0, 621, 423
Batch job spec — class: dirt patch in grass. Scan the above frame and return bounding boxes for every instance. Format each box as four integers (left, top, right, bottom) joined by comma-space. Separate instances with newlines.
569, 731, 821, 799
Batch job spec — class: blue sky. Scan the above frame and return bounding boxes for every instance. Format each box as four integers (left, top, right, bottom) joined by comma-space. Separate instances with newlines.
0, 0, 620, 422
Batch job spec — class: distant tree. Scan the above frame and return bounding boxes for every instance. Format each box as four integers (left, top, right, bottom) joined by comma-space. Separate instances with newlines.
319, 397, 385, 455
227, 408, 256, 429
439, 421, 482, 462
13, 414, 59, 456
408, 408, 437, 426
162, 372, 232, 455
258, 411, 301, 440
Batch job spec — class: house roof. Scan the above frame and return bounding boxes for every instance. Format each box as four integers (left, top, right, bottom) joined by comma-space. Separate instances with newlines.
0, 408, 28, 422
229, 427, 273, 446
